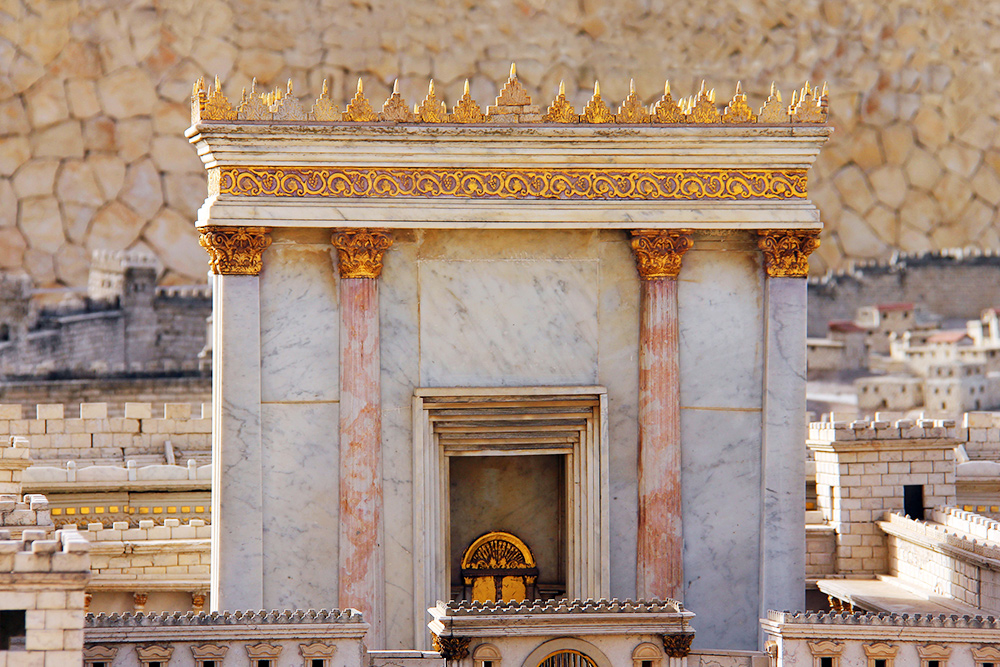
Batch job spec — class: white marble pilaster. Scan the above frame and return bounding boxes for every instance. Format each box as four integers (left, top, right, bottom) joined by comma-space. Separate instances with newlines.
760, 276, 807, 623
211, 273, 264, 610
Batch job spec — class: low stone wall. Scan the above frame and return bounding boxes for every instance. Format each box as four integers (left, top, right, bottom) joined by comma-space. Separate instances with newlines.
0, 402, 211, 465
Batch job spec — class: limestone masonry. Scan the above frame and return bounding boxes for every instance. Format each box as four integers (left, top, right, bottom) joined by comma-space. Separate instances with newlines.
2, 0, 1000, 284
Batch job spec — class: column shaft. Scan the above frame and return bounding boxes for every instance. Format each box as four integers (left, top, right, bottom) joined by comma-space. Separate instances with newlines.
339, 276, 384, 646
637, 277, 683, 600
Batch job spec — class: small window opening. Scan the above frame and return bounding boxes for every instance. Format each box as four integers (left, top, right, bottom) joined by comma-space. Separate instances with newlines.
904, 484, 925, 520
0, 611, 26, 651
821, 658, 834, 667
875, 660, 887, 667
641, 661, 653, 667
203, 662, 216, 667
149, 663, 161, 667
92, 663, 107, 667
927, 661, 940, 667
484, 662, 493, 667
258, 661, 271, 667
312, 660, 325, 667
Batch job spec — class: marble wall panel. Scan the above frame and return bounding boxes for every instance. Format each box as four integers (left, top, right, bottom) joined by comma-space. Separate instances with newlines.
213, 275, 264, 610
259, 241, 339, 403
681, 407, 762, 651
678, 248, 764, 409
596, 231, 640, 599
418, 258, 600, 387
260, 401, 340, 609
379, 234, 420, 649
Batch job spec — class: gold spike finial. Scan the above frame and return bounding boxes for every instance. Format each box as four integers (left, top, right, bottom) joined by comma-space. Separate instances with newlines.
428, 79, 435, 95
709, 88, 715, 103
510, 62, 516, 78
664, 80, 670, 96
214, 75, 222, 92
582, 80, 612, 123
357, 78, 364, 94
770, 81, 776, 96
735, 81, 742, 94
287, 79, 293, 95
393, 79, 399, 94
345, 77, 377, 121
544, 80, 577, 123
594, 80, 601, 95
464, 79, 470, 95
821, 81, 828, 96
559, 80, 566, 95
321, 79, 329, 96
629, 78, 635, 93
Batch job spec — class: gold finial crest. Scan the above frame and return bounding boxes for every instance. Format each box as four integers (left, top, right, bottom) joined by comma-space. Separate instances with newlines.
199, 226, 272, 275
757, 82, 788, 123
201, 76, 236, 121
652, 81, 684, 123
722, 81, 757, 124
582, 81, 613, 123
757, 230, 820, 278
791, 80, 827, 123
688, 81, 720, 123
494, 62, 532, 106
191, 76, 208, 124
380, 79, 415, 122
312, 78, 341, 121
543, 80, 578, 123
630, 230, 694, 280
344, 78, 377, 122
331, 229, 394, 279
452, 80, 486, 123
414, 79, 447, 122
273, 79, 306, 121
616, 78, 650, 123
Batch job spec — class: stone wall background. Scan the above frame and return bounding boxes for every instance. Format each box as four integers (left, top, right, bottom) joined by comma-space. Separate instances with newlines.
2, 0, 999, 285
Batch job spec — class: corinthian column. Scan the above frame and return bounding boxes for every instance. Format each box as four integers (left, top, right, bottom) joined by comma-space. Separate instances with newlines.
630, 229, 692, 602
331, 228, 393, 648
757, 229, 819, 621
199, 226, 272, 611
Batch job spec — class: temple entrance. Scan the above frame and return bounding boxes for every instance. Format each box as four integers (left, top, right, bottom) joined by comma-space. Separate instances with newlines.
449, 455, 564, 601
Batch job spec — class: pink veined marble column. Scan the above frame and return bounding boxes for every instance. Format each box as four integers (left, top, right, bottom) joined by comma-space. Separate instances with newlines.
332, 229, 393, 648
631, 229, 692, 602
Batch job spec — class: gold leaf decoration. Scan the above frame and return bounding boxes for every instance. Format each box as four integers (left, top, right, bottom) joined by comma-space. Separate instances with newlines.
757, 230, 820, 277
652, 81, 684, 123
792, 81, 827, 123
191, 76, 207, 124
238, 78, 272, 121
199, 226, 272, 275
495, 62, 531, 105
273, 79, 306, 121
722, 81, 757, 124
311, 79, 341, 121
616, 79, 650, 123
331, 229, 393, 279
220, 166, 808, 201
757, 82, 788, 124
451, 80, 486, 123
414, 79, 447, 122
543, 80, 578, 123
582, 81, 613, 123
630, 230, 694, 279
688, 81, 720, 124
204, 76, 236, 121
380, 79, 415, 122
344, 78, 377, 122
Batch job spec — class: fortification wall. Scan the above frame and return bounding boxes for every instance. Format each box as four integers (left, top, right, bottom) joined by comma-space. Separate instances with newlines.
807, 251, 1000, 335
2, 0, 1000, 285
0, 377, 211, 418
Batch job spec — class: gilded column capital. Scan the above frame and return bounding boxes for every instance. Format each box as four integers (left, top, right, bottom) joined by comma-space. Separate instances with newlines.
757, 230, 820, 278
199, 226, 272, 275
431, 634, 470, 661
331, 229, 393, 279
661, 633, 694, 658
629, 230, 693, 280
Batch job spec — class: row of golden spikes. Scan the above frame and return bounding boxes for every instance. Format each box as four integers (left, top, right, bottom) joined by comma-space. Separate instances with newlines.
192, 64, 828, 125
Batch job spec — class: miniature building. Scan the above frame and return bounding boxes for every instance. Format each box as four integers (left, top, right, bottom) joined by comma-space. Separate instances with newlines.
188, 70, 829, 655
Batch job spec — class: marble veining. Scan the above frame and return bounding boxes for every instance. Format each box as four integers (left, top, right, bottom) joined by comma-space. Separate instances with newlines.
678, 250, 764, 409
260, 402, 340, 610
259, 243, 340, 403
419, 259, 600, 387
681, 408, 762, 651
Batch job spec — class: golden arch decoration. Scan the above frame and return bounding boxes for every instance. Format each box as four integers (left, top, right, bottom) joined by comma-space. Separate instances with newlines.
537, 650, 598, 667
460, 531, 538, 603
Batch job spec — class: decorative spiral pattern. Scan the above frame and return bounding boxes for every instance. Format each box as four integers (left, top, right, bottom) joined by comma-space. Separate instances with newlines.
217, 166, 807, 201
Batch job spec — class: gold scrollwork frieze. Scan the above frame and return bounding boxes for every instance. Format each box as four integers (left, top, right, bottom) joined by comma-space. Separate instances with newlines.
217, 166, 807, 201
